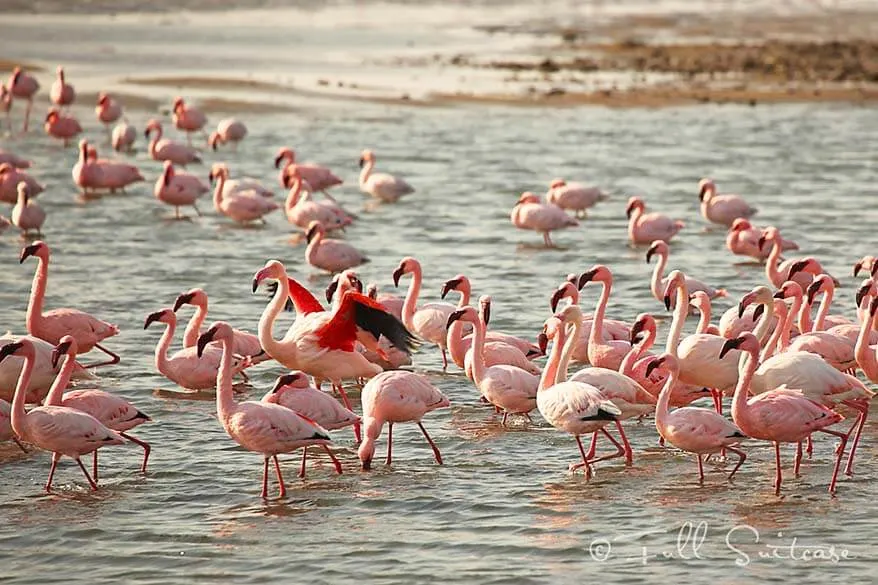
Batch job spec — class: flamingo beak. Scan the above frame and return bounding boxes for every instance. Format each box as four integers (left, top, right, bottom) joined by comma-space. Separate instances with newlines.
719, 337, 743, 359
550, 287, 567, 312
358, 157, 365, 168
305, 225, 318, 243
481, 300, 491, 326
753, 304, 765, 321
441, 278, 462, 300
806, 281, 822, 305
625, 201, 635, 218
196, 327, 218, 358
446, 309, 466, 329
271, 373, 298, 393
698, 184, 707, 201
645, 245, 658, 264
143, 311, 165, 329
392, 266, 405, 287
856, 283, 871, 308
537, 332, 548, 355
325, 279, 339, 303
173, 292, 196, 312
0, 341, 23, 364
51, 340, 73, 369
629, 320, 646, 345
737, 293, 753, 318
853, 260, 864, 277
757, 234, 767, 250
663, 295, 672, 311
577, 268, 599, 290
251, 268, 271, 293
645, 357, 664, 378
773, 289, 786, 300
19, 243, 40, 264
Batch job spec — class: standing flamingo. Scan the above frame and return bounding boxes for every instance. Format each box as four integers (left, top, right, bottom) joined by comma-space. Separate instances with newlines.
357, 370, 449, 470
171, 97, 207, 144
0, 332, 94, 403
44, 108, 82, 146
209, 119, 247, 151
11, 182, 45, 237
145, 119, 201, 166
275, 147, 343, 193
8, 67, 39, 132
284, 167, 352, 233
154, 161, 207, 218
646, 240, 726, 306
510, 192, 578, 248
210, 164, 279, 224
95, 93, 122, 137
0, 339, 124, 492
545, 178, 606, 218
49, 66, 75, 110
198, 322, 332, 498
759, 226, 833, 288
358, 149, 414, 202
853, 256, 878, 278
697, 178, 757, 227
800, 275, 856, 336
577, 265, 632, 370
393, 257, 456, 369
44, 336, 151, 480
726, 218, 798, 261
305, 221, 368, 273
0, 164, 44, 203
625, 196, 684, 244
20, 241, 120, 368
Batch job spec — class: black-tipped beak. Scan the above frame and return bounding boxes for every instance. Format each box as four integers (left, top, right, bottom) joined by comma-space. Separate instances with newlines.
753, 303, 765, 321
358, 157, 365, 168
446, 309, 465, 329
537, 333, 548, 355
305, 225, 318, 243
737, 301, 747, 319
325, 279, 339, 303
853, 261, 864, 277
645, 358, 663, 378
663, 295, 672, 311
629, 320, 646, 345
806, 281, 821, 305
0, 341, 23, 363
625, 203, 635, 218
273, 154, 284, 169
208, 170, 215, 185
392, 266, 404, 287
757, 234, 767, 250
251, 277, 260, 293
773, 290, 785, 300
143, 310, 164, 329
51, 340, 72, 369
788, 259, 809, 278
719, 337, 743, 359
645, 246, 657, 264
19, 243, 39, 263
272, 373, 298, 393
441, 278, 462, 300
698, 185, 707, 201
550, 287, 566, 312
196, 328, 217, 358
577, 269, 598, 290
856, 283, 870, 307
173, 292, 196, 312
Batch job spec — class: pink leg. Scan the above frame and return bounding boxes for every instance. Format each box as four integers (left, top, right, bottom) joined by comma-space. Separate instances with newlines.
93, 450, 99, 482
417, 422, 443, 465
585, 432, 598, 459
441, 348, 448, 371
23, 99, 32, 133
774, 442, 783, 496
501, 412, 508, 426
273, 455, 287, 497
726, 446, 747, 480
806, 434, 813, 458
590, 427, 626, 464
820, 428, 848, 496
615, 421, 634, 466
261, 458, 270, 498
711, 390, 723, 414
120, 432, 151, 473
76, 457, 99, 491
298, 448, 308, 478
12, 437, 27, 453
45, 452, 61, 492
322, 445, 343, 474
696, 454, 704, 484
385, 422, 393, 466
84, 343, 121, 369
572, 435, 593, 480
543, 232, 554, 248
334, 383, 361, 443
794, 442, 802, 477
843, 401, 868, 477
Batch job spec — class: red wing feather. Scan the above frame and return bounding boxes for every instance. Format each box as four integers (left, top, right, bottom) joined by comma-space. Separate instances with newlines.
288, 277, 324, 315
314, 291, 418, 354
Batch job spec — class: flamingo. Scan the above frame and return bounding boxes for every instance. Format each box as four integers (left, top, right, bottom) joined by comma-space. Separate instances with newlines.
212, 163, 274, 199
0, 332, 94, 404
393, 256, 456, 369
284, 167, 352, 233
365, 283, 404, 321
535, 308, 622, 478
717, 297, 777, 342
154, 161, 207, 218
11, 182, 45, 237
197, 322, 332, 498
551, 276, 632, 345
95, 93, 122, 138
697, 178, 757, 227
71, 140, 104, 197
625, 196, 684, 244
44, 336, 151, 481
688, 291, 721, 335
111, 120, 136, 152
852, 256, 878, 278
759, 226, 833, 288
209, 119, 247, 151
855, 297, 878, 383
357, 370, 449, 470
44, 108, 82, 146
85, 145, 144, 193
275, 147, 343, 193
210, 164, 278, 224
0, 338, 124, 492
144, 308, 251, 390
0, 163, 44, 204
460, 297, 540, 376
646, 240, 726, 306
145, 119, 201, 166
8, 67, 39, 132
20, 241, 120, 368
720, 333, 849, 495
801, 275, 859, 338
49, 66, 75, 110
726, 218, 798, 261
510, 192, 578, 248
171, 97, 207, 144
648, 353, 747, 483
577, 265, 632, 370
173, 288, 267, 365
0, 149, 32, 169
447, 305, 539, 423
358, 149, 414, 202
545, 178, 606, 218
263, 372, 358, 478
305, 221, 368, 274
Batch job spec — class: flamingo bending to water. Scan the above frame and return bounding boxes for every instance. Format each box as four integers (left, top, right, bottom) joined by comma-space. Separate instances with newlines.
209, 119, 247, 150
545, 178, 606, 218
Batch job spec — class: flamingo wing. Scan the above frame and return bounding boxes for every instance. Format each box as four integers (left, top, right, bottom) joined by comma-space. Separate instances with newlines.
315, 291, 418, 354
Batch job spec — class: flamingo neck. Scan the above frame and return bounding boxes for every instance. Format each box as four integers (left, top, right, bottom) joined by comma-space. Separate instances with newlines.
813, 287, 833, 331
25, 256, 48, 336
620, 331, 653, 376
446, 290, 470, 366
649, 253, 667, 302
760, 302, 787, 362
284, 178, 302, 214
764, 237, 782, 286
778, 295, 801, 352
627, 207, 643, 241
665, 281, 690, 355
44, 352, 77, 406
215, 336, 236, 422
148, 127, 161, 157
306, 229, 324, 258
752, 299, 775, 343
154, 321, 176, 376
558, 319, 581, 383
854, 300, 878, 381
470, 317, 487, 386
401, 267, 422, 330
182, 304, 208, 348
538, 327, 568, 392
654, 365, 679, 436
798, 297, 813, 333
730, 350, 757, 427
695, 300, 712, 334
10, 351, 34, 439
212, 173, 225, 209
258, 276, 296, 363
588, 281, 611, 357
359, 159, 374, 188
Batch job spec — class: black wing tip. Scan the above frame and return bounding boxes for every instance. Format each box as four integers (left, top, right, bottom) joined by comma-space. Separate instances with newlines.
135, 411, 151, 421
581, 408, 619, 422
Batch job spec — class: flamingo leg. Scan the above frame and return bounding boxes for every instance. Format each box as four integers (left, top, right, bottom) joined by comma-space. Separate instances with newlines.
806, 434, 813, 458
543, 232, 555, 248
658, 435, 666, 447
298, 448, 308, 478
711, 390, 723, 414
12, 437, 27, 453
696, 454, 704, 484
273, 455, 286, 497
590, 427, 626, 464
45, 452, 61, 492
334, 383, 361, 443
843, 401, 868, 477
84, 343, 121, 369
774, 442, 783, 496
820, 428, 848, 496
615, 420, 634, 466
322, 445, 343, 474
261, 458, 270, 498
572, 435, 593, 480
794, 442, 802, 477
725, 446, 747, 480
501, 412, 508, 426
120, 432, 151, 473
93, 450, 99, 482
385, 422, 393, 466
417, 422, 443, 465
76, 456, 99, 491
192, 203, 202, 217
441, 348, 448, 371
585, 432, 598, 459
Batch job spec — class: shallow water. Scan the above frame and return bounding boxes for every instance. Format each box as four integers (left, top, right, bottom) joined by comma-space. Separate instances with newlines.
2, 4, 878, 584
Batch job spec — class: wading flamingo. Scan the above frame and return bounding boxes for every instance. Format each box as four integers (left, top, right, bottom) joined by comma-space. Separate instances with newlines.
210, 164, 278, 224
0, 333, 94, 403
646, 240, 726, 306
11, 182, 45, 237
50, 66, 75, 110
1, 84, 10, 133
8, 67, 39, 132
154, 161, 207, 218
284, 167, 352, 233
276, 147, 343, 193
95, 93, 122, 138
759, 227, 834, 288
510, 192, 578, 248
305, 221, 368, 274
0, 163, 44, 204
697, 178, 757, 227
358, 149, 414, 202
112, 120, 136, 152
726, 218, 798, 261
44, 108, 82, 146
625, 196, 684, 244
145, 119, 201, 166
552, 276, 632, 346
577, 265, 632, 370
209, 119, 247, 151
172, 97, 207, 144
545, 178, 606, 218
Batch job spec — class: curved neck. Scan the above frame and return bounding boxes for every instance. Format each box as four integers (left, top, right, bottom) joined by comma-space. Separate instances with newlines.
258, 276, 296, 362
212, 173, 225, 207
215, 336, 236, 421
694, 300, 712, 334
627, 207, 643, 240
813, 288, 833, 331
665, 282, 689, 355
154, 321, 176, 375
182, 305, 207, 348
855, 301, 878, 380
148, 127, 161, 156
401, 268, 422, 329
44, 352, 76, 406
285, 178, 302, 214
10, 352, 35, 437
539, 327, 568, 392
588, 281, 611, 354
654, 365, 679, 434
798, 297, 813, 333
649, 254, 667, 301
778, 295, 802, 351
620, 330, 654, 376
752, 299, 775, 343
25, 256, 48, 335
731, 350, 757, 425
558, 319, 581, 383
764, 237, 782, 285
447, 316, 467, 366
760, 302, 787, 362
470, 317, 487, 386
359, 159, 374, 188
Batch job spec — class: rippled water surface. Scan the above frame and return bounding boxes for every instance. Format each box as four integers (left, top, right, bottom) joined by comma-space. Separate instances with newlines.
2, 31, 878, 585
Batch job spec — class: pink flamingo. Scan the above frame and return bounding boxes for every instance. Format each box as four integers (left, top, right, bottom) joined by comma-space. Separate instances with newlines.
173, 287, 267, 364
510, 192, 577, 248
275, 147, 343, 193
0, 332, 94, 404
49, 66, 75, 110
366, 283, 404, 321
726, 218, 798, 261
545, 178, 606, 218
209, 119, 247, 151
144, 308, 251, 390
44, 108, 82, 146
447, 305, 539, 422
211, 163, 274, 199
759, 226, 833, 288
0, 338, 124, 492
171, 97, 207, 144
284, 167, 352, 233
625, 196, 684, 244
718, 290, 778, 342
95, 93, 122, 134
854, 297, 878, 383
648, 353, 747, 483
1, 398, 27, 452
210, 165, 279, 224
358, 149, 414, 202
853, 256, 877, 278
71, 140, 104, 197
198, 322, 332, 498
0, 163, 43, 203
800, 275, 858, 337
21, 241, 120, 368
577, 265, 632, 370
0, 149, 32, 169
154, 161, 207, 218
646, 240, 726, 306
688, 291, 721, 335
305, 221, 368, 273
8, 67, 39, 132
85, 145, 144, 193
721, 333, 850, 495
357, 370, 449, 470
461, 297, 540, 376
551, 276, 632, 345
535, 309, 622, 478
11, 182, 45, 237
263, 372, 359, 477
393, 256, 456, 369
697, 178, 757, 227
44, 336, 151, 480
145, 119, 201, 166
111, 120, 136, 152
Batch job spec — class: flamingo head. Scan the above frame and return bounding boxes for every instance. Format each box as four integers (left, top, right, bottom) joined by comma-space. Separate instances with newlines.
97, 92, 109, 106
577, 264, 612, 290
446, 305, 479, 329
19, 240, 49, 264
556, 303, 585, 329
173, 288, 207, 312
853, 256, 877, 278
806, 274, 834, 305
251, 260, 287, 293
51, 335, 77, 369
629, 313, 656, 345
719, 332, 760, 360
661, 270, 687, 310
440, 274, 469, 300
358, 149, 375, 168
697, 178, 715, 201
143, 308, 175, 330
86, 145, 99, 161
774, 280, 803, 302
645, 352, 679, 378
550, 281, 577, 312
730, 218, 752, 233
0, 338, 34, 363
478, 295, 492, 326
196, 322, 233, 358
625, 196, 645, 218
305, 220, 324, 243
738, 285, 773, 319
11, 67, 22, 84
645, 240, 668, 264
549, 178, 566, 190
45, 108, 59, 124
208, 132, 221, 151
856, 279, 877, 308
392, 256, 419, 287
16, 181, 29, 203
688, 291, 710, 312
516, 191, 540, 205
172, 97, 185, 113
540, 315, 564, 343
271, 371, 310, 393
208, 163, 229, 184
144, 119, 161, 138
326, 270, 362, 302
274, 147, 295, 168
282, 165, 304, 190
757, 226, 780, 250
